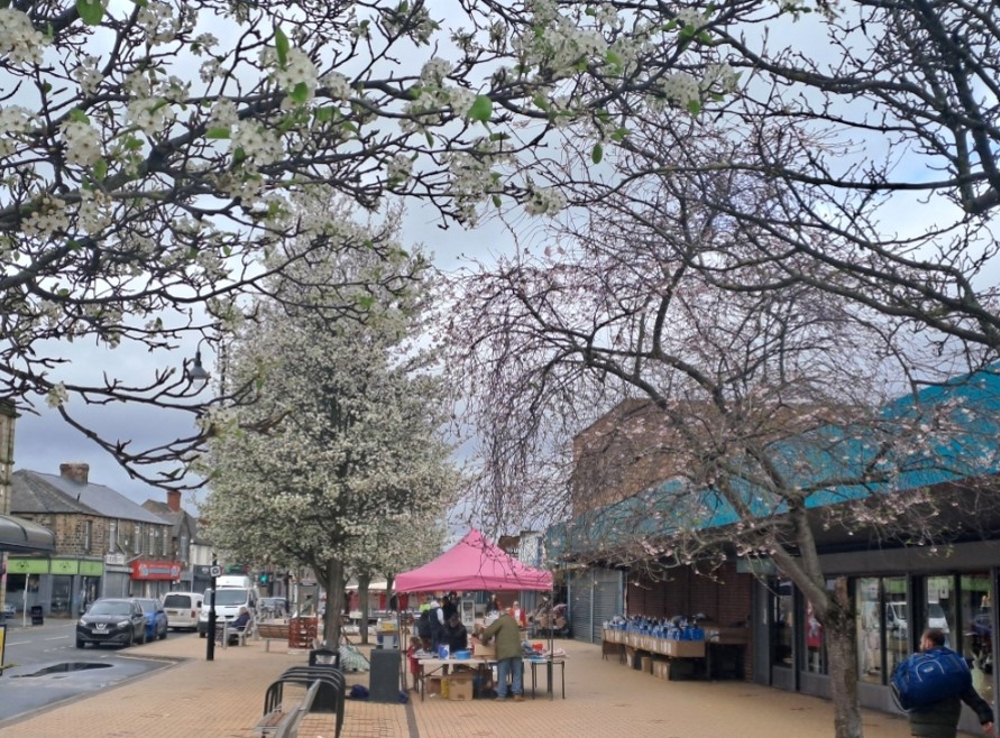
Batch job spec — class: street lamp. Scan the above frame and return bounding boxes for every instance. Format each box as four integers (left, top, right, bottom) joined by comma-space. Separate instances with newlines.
187, 349, 211, 383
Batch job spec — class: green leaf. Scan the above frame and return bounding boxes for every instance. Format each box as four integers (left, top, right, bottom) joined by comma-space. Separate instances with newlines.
398, 1, 408, 12
274, 27, 289, 69
233, 147, 246, 164
605, 50, 623, 67
93, 158, 108, 181
133, 0, 148, 7
492, 195, 502, 208
69, 109, 91, 124
315, 107, 335, 123
610, 127, 629, 142
532, 94, 550, 111
687, 99, 702, 115
205, 127, 231, 140
291, 81, 310, 105
468, 95, 492, 123
76, 0, 103, 26
592, 143, 603, 164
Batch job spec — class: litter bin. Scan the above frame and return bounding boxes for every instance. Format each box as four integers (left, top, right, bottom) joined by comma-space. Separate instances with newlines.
30, 605, 44, 626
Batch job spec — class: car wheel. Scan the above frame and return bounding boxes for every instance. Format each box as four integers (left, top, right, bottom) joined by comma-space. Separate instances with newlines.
160, 624, 167, 640
76, 638, 85, 649
138, 628, 147, 645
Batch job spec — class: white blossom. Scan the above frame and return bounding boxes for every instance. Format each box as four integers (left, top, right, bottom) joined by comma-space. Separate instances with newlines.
0, 8, 47, 65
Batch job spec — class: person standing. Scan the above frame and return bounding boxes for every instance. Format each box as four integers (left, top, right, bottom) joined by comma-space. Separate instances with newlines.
478, 603, 524, 702
908, 628, 994, 738
444, 613, 469, 653
427, 597, 446, 651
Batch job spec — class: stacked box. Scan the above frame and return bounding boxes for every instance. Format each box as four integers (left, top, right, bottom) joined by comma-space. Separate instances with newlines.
667, 659, 698, 681
641, 655, 656, 674
426, 676, 444, 697
473, 642, 496, 658
447, 674, 474, 701
664, 640, 706, 658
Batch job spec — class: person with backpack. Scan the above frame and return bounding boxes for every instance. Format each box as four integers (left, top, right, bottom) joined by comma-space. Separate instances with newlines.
907, 628, 994, 737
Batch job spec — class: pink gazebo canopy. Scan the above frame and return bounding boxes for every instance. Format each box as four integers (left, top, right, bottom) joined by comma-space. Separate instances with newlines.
395, 529, 553, 592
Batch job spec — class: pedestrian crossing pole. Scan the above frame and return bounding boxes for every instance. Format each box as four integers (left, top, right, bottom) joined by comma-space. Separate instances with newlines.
206, 555, 219, 661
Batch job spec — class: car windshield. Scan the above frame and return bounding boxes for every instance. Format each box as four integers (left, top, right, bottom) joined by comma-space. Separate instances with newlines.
213, 590, 249, 606
135, 599, 158, 613
89, 601, 130, 616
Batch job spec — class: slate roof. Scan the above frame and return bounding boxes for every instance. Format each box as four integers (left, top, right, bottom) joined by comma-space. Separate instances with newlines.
142, 500, 210, 544
12, 469, 170, 525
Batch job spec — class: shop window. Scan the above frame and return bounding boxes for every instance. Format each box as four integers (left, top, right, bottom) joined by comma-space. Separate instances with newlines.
771, 578, 794, 667
883, 577, 908, 680
960, 573, 992, 704
856, 577, 883, 683
83, 519, 92, 554
803, 579, 836, 675
924, 575, 956, 648
50, 575, 72, 615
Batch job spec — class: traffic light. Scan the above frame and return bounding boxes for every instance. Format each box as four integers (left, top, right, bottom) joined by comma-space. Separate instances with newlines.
258, 572, 269, 585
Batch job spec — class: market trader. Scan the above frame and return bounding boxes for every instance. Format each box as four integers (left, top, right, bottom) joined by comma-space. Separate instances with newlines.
477, 602, 524, 702
908, 628, 993, 738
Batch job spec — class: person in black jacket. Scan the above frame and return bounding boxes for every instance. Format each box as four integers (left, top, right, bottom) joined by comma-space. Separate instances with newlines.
908, 628, 994, 738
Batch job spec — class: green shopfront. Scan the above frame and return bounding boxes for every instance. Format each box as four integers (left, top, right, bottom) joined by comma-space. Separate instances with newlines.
5, 556, 104, 617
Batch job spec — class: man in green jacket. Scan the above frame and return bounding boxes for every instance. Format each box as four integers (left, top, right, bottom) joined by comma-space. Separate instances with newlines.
479, 603, 524, 702
908, 628, 993, 738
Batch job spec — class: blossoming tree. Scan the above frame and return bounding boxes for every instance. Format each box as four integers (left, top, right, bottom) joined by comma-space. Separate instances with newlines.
447, 173, 1000, 737
199, 230, 460, 645
0, 0, 738, 488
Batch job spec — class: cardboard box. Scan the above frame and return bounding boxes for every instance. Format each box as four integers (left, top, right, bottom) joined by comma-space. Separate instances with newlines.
641, 655, 656, 674
426, 676, 444, 697
473, 642, 496, 658
664, 640, 706, 658
653, 660, 670, 679
447, 675, 474, 701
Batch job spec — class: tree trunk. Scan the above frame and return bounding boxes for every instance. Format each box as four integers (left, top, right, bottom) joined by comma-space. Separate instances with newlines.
320, 560, 345, 649
824, 587, 865, 738
359, 574, 371, 645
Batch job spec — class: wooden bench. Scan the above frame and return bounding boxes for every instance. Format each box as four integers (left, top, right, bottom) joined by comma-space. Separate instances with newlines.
253, 680, 321, 738
258, 621, 291, 652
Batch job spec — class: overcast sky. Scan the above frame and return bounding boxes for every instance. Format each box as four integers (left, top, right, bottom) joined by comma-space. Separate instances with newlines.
11, 207, 509, 511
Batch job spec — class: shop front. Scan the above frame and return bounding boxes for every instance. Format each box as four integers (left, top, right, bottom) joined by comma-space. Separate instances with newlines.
6, 556, 104, 617
130, 559, 182, 599
755, 539, 1000, 734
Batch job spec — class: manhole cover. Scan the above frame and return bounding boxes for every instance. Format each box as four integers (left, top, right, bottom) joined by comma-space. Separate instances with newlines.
12, 662, 113, 678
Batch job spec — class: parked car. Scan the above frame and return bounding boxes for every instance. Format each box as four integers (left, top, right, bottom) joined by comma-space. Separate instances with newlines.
162, 591, 203, 631
134, 597, 168, 641
2, 603, 15, 619
76, 598, 146, 649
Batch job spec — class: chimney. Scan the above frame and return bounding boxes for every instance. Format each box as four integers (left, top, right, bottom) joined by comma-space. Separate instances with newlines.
60, 462, 89, 485
166, 490, 181, 512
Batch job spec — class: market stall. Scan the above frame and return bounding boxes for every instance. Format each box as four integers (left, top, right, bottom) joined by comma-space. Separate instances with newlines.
394, 529, 560, 700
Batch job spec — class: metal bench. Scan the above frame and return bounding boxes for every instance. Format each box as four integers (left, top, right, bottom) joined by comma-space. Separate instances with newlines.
253, 680, 321, 738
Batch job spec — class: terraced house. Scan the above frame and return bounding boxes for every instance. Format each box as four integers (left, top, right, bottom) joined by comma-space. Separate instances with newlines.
9, 462, 178, 617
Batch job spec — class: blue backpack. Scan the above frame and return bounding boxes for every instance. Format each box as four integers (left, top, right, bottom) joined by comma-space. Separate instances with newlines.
891, 647, 972, 710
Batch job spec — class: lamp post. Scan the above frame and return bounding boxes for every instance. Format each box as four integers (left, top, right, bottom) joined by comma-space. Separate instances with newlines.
0, 400, 17, 621
207, 553, 219, 661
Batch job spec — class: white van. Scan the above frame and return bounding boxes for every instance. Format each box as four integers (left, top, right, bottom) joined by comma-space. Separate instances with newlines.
197, 577, 259, 637
162, 591, 203, 631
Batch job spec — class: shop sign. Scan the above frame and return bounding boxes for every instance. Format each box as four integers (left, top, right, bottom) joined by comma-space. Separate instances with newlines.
7, 558, 50, 574
51, 559, 80, 575
130, 560, 181, 581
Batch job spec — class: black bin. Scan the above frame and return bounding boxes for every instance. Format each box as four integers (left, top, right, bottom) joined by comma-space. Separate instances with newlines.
368, 649, 401, 703
30, 606, 43, 626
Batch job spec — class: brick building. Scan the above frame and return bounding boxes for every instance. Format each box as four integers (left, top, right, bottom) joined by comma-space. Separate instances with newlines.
8, 463, 179, 617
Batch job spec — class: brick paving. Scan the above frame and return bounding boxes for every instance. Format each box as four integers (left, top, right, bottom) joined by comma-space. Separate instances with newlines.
0, 629, 918, 738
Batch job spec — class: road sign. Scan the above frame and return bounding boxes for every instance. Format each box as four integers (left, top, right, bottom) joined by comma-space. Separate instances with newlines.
209, 565, 222, 578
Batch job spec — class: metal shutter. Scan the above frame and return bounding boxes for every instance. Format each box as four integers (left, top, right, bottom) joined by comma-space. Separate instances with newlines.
569, 569, 594, 643
592, 568, 623, 642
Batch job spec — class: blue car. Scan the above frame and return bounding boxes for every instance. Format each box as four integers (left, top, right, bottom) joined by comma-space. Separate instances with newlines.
134, 598, 168, 641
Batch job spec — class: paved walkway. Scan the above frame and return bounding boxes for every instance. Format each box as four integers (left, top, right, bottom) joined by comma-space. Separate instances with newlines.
0, 628, 918, 738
